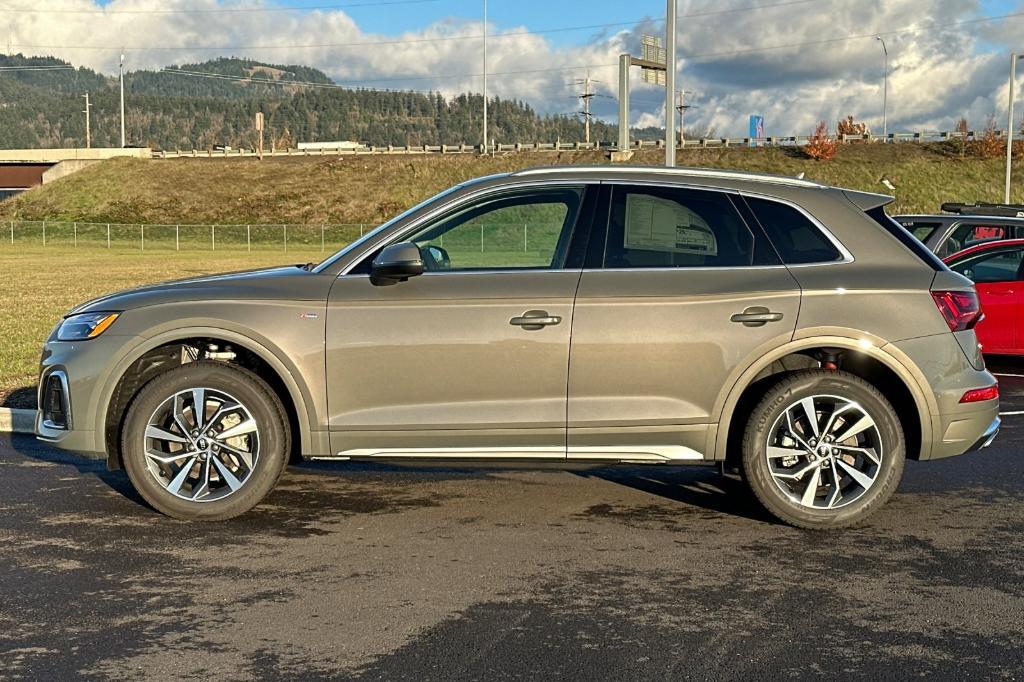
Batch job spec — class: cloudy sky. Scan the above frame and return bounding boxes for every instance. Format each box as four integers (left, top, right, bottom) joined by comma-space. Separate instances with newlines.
4, 0, 1024, 136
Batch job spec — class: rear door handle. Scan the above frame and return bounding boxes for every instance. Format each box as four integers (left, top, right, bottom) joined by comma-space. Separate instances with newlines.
730, 306, 784, 327
510, 310, 562, 330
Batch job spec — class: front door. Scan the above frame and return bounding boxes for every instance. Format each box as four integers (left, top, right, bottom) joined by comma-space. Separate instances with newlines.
949, 245, 1024, 353
325, 185, 593, 459
567, 183, 801, 461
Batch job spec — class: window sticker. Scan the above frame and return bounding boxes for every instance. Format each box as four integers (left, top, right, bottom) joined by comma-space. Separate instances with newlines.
624, 194, 718, 256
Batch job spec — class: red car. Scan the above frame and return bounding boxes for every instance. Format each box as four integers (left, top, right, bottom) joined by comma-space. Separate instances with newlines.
945, 238, 1024, 355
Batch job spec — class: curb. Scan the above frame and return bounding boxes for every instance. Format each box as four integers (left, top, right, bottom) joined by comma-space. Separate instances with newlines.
0, 408, 35, 434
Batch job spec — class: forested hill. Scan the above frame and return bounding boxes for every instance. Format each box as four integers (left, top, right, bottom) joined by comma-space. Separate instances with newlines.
0, 54, 621, 150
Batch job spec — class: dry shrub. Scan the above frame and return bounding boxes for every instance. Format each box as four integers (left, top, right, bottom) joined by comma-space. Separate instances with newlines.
837, 115, 870, 142
805, 121, 838, 160
971, 115, 1005, 159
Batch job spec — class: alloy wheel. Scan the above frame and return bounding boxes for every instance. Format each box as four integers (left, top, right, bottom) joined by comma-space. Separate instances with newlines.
143, 387, 260, 502
765, 394, 883, 510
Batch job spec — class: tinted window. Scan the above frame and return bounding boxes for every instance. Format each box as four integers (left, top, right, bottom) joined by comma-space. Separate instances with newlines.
746, 197, 842, 264
897, 220, 942, 243
406, 188, 583, 271
602, 186, 758, 268
949, 248, 1024, 283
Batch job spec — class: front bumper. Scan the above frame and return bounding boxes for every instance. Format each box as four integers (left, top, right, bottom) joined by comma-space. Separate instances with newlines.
35, 333, 143, 459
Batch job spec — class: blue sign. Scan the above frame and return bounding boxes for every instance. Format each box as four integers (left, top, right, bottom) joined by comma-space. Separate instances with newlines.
749, 115, 765, 146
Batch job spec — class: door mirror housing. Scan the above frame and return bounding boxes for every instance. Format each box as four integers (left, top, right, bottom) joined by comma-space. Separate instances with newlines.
371, 242, 425, 285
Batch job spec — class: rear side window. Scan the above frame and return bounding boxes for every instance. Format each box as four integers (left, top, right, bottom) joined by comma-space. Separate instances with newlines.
897, 220, 942, 243
602, 186, 768, 268
866, 206, 945, 271
745, 197, 842, 264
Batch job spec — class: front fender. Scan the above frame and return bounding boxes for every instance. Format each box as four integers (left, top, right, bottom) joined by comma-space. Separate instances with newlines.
96, 321, 328, 466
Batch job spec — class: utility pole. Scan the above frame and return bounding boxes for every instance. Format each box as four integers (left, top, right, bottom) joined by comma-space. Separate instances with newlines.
82, 92, 92, 148
119, 53, 126, 148
876, 36, 888, 140
573, 73, 600, 144
676, 90, 694, 147
482, 0, 488, 155
665, 0, 677, 167
255, 111, 264, 161
1007, 52, 1019, 205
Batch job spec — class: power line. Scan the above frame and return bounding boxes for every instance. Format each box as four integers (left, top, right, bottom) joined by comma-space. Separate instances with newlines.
8, 0, 825, 51
0, 0, 447, 14
0, 64, 75, 70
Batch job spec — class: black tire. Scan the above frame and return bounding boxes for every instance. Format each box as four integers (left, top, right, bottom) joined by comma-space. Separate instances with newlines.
121, 361, 290, 521
741, 370, 905, 529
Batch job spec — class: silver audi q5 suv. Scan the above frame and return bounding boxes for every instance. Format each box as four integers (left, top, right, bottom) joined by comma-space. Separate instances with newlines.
37, 166, 1000, 528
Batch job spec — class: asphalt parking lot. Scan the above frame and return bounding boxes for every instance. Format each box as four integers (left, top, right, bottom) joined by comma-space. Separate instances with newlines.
2, 364, 1023, 680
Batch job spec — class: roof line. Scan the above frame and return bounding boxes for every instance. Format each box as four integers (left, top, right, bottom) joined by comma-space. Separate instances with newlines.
511, 165, 825, 188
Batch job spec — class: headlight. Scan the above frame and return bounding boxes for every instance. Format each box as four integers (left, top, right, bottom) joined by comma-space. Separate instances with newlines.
57, 312, 120, 341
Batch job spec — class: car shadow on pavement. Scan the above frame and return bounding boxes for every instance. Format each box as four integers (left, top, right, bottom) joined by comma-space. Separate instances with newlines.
572, 466, 779, 525
6, 433, 150, 508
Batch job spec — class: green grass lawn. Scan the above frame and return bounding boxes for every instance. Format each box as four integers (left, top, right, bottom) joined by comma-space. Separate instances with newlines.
0, 246, 325, 407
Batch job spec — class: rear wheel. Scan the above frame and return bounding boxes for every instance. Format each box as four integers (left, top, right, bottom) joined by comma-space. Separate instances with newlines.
741, 370, 905, 529
121, 361, 290, 521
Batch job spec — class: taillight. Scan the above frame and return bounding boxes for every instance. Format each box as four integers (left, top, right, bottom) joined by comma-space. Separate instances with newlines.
960, 385, 999, 403
931, 290, 983, 332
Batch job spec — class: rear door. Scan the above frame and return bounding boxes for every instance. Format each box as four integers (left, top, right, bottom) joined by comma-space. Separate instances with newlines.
565, 183, 802, 461
947, 246, 1024, 353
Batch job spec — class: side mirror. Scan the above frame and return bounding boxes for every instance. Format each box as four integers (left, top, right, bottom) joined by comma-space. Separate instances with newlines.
371, 242, 424, 285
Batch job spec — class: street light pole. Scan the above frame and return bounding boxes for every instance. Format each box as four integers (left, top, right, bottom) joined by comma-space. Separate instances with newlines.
1007, 53, 1018, 205
876, 36, 888, 141
82, 92, 91, 149
119, 53, 126, 148
482, 0, 488, 155
664, 0, 677, 167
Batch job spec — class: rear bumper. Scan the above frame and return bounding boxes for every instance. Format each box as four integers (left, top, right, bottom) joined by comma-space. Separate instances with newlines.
929, 402, 1001, 459
966, 415, 1001, 453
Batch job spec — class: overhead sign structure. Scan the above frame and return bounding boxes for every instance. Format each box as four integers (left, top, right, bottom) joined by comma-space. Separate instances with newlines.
641, 35, 667, 86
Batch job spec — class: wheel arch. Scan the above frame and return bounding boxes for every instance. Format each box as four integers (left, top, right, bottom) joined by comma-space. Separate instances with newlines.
711, 335, 937, 462
98, 326, 325, 470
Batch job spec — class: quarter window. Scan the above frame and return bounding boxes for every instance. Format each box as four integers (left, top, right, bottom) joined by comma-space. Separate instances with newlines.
746, 197, 842, 264
602, 186, 761, 268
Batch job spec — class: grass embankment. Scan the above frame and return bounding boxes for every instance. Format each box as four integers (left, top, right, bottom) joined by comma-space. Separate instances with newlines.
1, 143, 1021, 224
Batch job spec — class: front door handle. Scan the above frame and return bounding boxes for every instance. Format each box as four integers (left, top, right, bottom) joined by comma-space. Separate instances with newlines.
510, 310, 562, 330
730, 306, 784, 327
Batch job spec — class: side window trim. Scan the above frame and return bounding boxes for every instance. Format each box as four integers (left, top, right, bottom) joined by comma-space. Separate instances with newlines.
341, 180, 597, 275
738, 191, 854, 266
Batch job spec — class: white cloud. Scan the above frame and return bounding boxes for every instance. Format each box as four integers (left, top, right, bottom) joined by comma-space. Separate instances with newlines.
5, 0, 1023, 136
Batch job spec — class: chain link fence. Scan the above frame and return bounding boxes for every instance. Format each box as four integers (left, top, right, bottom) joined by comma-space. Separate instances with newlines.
1, 220, 557, 255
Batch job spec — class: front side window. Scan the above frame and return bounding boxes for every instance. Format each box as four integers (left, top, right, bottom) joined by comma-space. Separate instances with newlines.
405, 188, 583, 271
949, 248, 1024, 283
602, 186, 761, 268
746, 197, 843, 264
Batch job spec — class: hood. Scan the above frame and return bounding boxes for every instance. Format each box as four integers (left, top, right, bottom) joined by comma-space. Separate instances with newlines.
70, 265, 332, 315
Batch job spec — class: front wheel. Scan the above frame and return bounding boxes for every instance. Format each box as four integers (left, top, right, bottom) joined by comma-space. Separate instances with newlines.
121, 361, 290, 521
741, 370, 905, 529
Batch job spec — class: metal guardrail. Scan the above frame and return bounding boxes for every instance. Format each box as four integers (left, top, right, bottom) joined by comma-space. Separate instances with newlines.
150, 130, 1021, 158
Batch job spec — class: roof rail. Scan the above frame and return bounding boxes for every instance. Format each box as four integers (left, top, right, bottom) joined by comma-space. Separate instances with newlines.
941, 202, 1024, 218
510, 165, 824, 188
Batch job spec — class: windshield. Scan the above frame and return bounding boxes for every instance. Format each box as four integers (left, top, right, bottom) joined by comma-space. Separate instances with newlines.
311, 184, 463, 273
